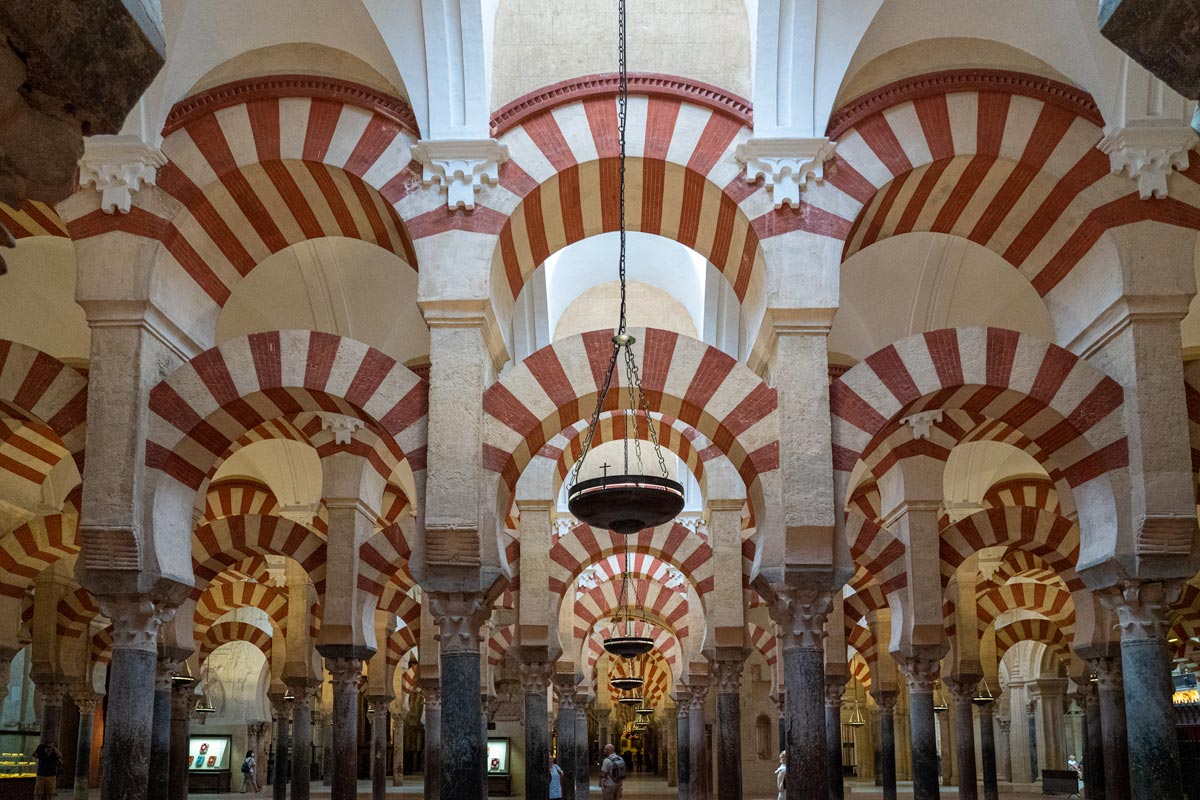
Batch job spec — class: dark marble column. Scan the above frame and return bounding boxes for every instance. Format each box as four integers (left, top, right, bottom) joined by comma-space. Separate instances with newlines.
97, 597, 167, 800
871, 692, 898, 800
168, 678, 193, 800
996, 716, 1012, 783
899, 659, 941, 800
770, 590, 834, 800
1101, 583, 1185, 800
289, 685, 317, 800
976, 701, 998, 800
325, 657, 364, 800
36, 680, 68, 746
689, 680, 710, 800
713, 659, 746, 800
677, 698, 691, 800
554, 682, 577, 800
429, 593, 489, 800
946, 678, 979, 800
1081, 683, 1106, 800
421, 680, 442, 800
392, 711, 405, 787
825, 679, 846, 800
148, 660, 175, 800
1088, 657, 1130, 800
273, 695, 292, 800
368, 699, 388, 800
575, 701, 589, 800
520, 663, 553, 800
73, 694, 99, 800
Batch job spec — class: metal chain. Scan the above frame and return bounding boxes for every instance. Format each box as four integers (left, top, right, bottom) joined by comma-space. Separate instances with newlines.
617, 0, 628, 336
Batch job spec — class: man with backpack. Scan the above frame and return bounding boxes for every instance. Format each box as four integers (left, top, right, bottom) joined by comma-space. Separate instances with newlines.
599, 743, 626, 800
241, 749, 260, 793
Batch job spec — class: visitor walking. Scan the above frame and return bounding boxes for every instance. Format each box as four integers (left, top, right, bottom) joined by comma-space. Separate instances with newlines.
241, 749, 260, 793
32, 741, 61, 800
600, 743, 627, 800
549, 755, 565, 800
775, 751, 787, 800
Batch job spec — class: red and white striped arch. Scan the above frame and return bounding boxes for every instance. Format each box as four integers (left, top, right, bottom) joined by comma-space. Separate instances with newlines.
485, 328, 777, 521
983, 477, 1060, 514
548, 522, 714, 599
977, 581, 1075, 632
602, 648, 674, 707
147, 332, 427, 522
92, 627, 113, 665
845, 568, 889, 622
846, 621, 878, 669
0, 340, 88, 483
194, 580, 288, 637
0, 495, 81, 598
68, 76, 420, 324
939, 506, 1083, 592
994, 617, 1069, 668
56, 586, 99, 640
388, 625, 419, 666
200, 620, 273, 661
573, 577, 690, 643
831, 328, 1126, 526
844, 510, 907, 596
991, 550, 1064, 587
192, 515, 328, 594
747, 622, 777, 668
813, 70, 1200, 300
0, 201, 69, 240
584, 619, 682, 677
849, 653, 872, 691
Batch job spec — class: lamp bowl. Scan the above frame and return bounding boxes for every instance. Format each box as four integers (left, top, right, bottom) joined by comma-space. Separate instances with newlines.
568, 474, 685, 535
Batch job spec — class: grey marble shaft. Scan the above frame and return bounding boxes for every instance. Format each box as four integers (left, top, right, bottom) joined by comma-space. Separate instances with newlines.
908, 690, 940, 800
1121, 639, 1184, 800
784, 647, 829, 800
101, 648, 157, 800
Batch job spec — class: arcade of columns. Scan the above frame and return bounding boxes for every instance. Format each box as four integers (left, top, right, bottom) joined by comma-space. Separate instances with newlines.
2, 3, 1200, 800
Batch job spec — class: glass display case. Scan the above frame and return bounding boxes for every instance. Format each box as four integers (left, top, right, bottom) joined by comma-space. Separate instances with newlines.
187, 734, 232, 793
0, 734, 39, 800
486, 737, 511, 796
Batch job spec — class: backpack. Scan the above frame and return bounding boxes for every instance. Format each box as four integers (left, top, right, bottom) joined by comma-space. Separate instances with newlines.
241, 757, 252, 774
607, 754, 627, 782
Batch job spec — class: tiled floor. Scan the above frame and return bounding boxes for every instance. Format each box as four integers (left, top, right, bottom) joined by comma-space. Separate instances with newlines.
64, 775, 1066, 798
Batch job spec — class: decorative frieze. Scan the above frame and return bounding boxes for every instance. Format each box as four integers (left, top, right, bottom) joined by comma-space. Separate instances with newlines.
412, 139, 508, 210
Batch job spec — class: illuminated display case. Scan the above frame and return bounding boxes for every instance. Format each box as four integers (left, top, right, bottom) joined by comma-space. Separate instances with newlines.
486, 737, 511, 796
0, 735, 39, 800
187, 735, 232, 793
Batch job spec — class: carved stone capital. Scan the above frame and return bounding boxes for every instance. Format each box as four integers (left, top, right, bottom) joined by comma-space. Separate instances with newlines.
824, 679, 846, 708
325, 658, 364, 693
997, 717, 1011, 734
735, 136, 836, 208
419, 678, 442, 711
74, 693, 101, 716
286, 681, 321, 711
1098, 125, 1199, 199
944, 676, 980, 705
78, 135, 167, 214
1097, 579, 1182, 642
712, 659, 745, 696
428, 591, 491, 654
35, 681, 69, 707
318, 412, 365, 445
767, 588, 833, 651
900, 410, 944, 441
553, 673, 581, 709
518, 661, 554, 696
97, 595, 175, 654
688, 679, 710, 709
412, 138, 509, 210
1086, 656, 1123, 692
170, 679, 195, 718
898, 656, 941, 694
870, 690, 898, 713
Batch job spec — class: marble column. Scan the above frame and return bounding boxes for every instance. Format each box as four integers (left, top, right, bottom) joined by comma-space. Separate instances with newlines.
289, 685, 317, 800
677, 699, 692, 800
36, 680, 68, 746
326, 658, 364, 800
369, 700, 388, 800
430, 593, 489, 800
149, 660, 175, 800
663, 707, 678, 788
1089, 657, 1130, 800
872, 692, 898, 800
996, 717, 1012, 783
770, 590, 834, 800
168, 679, 193, 800
689, 680, 711, 800
946, 678, 979, 800
422, 680, 442, 800
392, 711, 405, 787
520, 663, 553, 800
900, 659, 941, 800
555, 684, 577, 800
273, 696, 292, 800
713, 660, 746, 800
575, 702, 589, 800
825, 679, 845, 800
73, 695, 99, 800
97, 596, 168, 800
1081, 683, 1106, 800
976, 701, 998, 800
1101, 582, 1185, 800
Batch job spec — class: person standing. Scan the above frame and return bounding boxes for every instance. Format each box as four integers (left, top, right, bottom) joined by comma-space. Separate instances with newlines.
599, 743, 627, 800
242, 749, 261, 793
550, 755, 565, 800
775, 751, 787, 800
32, 741, 61, 800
